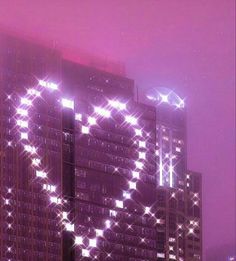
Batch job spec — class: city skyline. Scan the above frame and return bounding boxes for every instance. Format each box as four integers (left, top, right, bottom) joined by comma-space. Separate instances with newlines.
0, 34, 201, 260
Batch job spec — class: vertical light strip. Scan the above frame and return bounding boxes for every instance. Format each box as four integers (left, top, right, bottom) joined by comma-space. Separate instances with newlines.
159, 126, 163, 186
169, 130, 173, 187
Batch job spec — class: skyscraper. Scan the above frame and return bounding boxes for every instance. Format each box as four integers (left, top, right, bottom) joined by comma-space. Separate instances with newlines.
0, 33, 202, 261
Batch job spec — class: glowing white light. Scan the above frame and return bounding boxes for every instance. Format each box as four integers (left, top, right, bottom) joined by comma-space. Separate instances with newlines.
62, 212, 68, 220
81, 126, 89, 134
50, 196, 62, 205
75, 236, 83, 245
157, 253, 165, 258
17, 120, 28, 128
36, 170, 47, 178
169, 254, 176, 259
24, 145, 36, 154
4, 199, 10, 205
94, 107, 111, 118
123, 191, 131, 199
17, 108, 28, 116
39, 80, 58, 90
159, 160, 163, 186
32, 158, 40, 166
21, 98, 32, 106
139, 152, 146, 160
176, 147, 181, 152
135, 161, 144, 169
105, 220, 111, 228
109, 210, 117, 217
89, 238, 97, 248
144, 207, 151, 214
75, 113, 82, 121
134, 128, 142, 136
132, 171, 140, 179
160, 94, 168, 103
82, 249, 90, 257
138, 141, 146, 148
108, 100, 126, 110
61, 98, 74, 110
129, 181, 136, 190
43, 184, 56, 192
95, 229, 103, 237
88, 116, 96, 125
125, 115, 138, 125
65, 223, 74, 232
176, 99, 185, 108
21, 132, 28, 140
27, 89, 41, 96
169, 165, 174, 188
115, 200, 123, 208
189, 228, 194, 234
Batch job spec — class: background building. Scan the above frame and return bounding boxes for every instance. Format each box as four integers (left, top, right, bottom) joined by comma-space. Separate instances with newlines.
0, 33, 202, 261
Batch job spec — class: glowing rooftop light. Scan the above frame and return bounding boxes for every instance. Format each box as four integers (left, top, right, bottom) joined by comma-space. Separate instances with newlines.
81, 126, 90, 134
146, 88, 185, 109
17, 108, 28, 116
108, 100, 126, 110
36, 170, 47, 178
21, 98, 32, 106
125, 115, 138, 125
61, 98, 74, 110
21, 132, 28, 140
27, 89, 41, 97
160, 94, 169, 103
89, 238, 97, 248
115, 200, 123, 208
176, 99, 185, 108
88, 116, 96, 125
129, 181, 136, 190
75, 236, 83, 245
39, 80, 58, 90
17, 120, 28, 128
82, 249, 90, 257
94, 107, 111, 118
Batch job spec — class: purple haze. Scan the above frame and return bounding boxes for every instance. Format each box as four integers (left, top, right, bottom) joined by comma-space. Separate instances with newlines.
0, 0, 235, 259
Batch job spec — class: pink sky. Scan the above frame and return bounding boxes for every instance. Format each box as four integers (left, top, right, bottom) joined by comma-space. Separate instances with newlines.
0, 0, 235, 259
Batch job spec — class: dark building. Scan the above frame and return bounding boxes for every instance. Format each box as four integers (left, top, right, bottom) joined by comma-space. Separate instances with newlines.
0, 33, 202, 261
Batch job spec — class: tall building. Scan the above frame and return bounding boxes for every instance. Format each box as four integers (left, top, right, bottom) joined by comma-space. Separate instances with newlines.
0, 34, 202, 261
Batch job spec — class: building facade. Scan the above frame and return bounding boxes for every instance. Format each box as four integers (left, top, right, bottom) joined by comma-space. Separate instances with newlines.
0, 34, 202, 261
